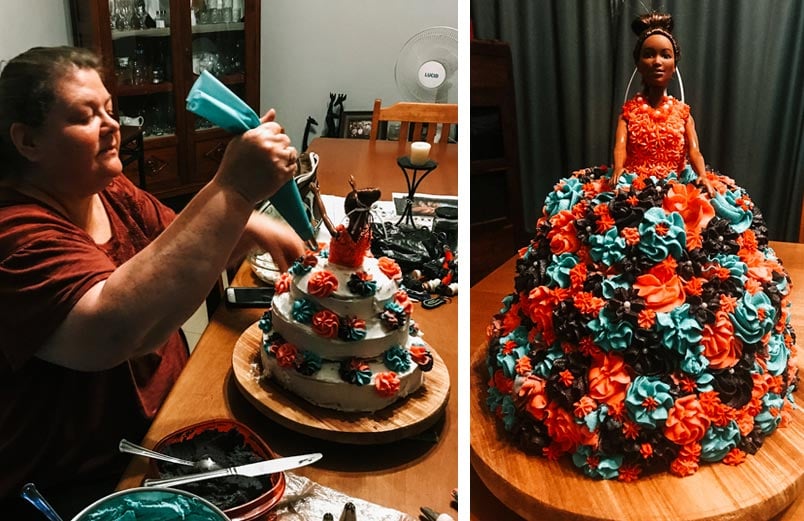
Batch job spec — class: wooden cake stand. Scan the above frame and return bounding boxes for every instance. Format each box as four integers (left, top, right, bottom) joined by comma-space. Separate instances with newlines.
470, 347, 804, 521
232, 322, 450, 444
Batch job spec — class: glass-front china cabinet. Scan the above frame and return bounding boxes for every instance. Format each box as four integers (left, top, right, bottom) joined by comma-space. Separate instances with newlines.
70, 0, 260, 199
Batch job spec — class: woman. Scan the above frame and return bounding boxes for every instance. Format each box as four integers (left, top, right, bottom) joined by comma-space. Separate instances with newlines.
0, 46, 304, 515
484, 13, 798, 480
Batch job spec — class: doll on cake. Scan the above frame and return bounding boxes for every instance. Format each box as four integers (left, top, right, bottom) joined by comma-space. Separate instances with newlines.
484, 13, 799, 481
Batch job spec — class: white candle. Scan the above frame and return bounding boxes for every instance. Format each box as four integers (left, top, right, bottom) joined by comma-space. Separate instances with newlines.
409, 141, 431, 165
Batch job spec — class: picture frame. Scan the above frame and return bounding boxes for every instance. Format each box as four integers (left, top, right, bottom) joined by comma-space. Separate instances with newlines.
340, 111, 385, 139
340, 111, 373, 139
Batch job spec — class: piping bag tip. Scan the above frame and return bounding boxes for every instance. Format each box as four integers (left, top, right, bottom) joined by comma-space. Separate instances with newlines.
186, 71, 315, 242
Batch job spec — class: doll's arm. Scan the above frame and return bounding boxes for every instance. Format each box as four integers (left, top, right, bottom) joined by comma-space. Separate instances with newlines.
611, 116, 628, 184
685, 115, 721, 195
685, 115, 707, 178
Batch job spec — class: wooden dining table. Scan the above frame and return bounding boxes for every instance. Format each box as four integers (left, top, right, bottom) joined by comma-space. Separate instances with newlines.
469, 241, 804, 521
311, 137, 458, 198
116, 137, 459, 518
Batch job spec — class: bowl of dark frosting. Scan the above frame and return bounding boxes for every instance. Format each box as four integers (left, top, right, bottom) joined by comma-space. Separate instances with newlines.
147, 419, 286, 521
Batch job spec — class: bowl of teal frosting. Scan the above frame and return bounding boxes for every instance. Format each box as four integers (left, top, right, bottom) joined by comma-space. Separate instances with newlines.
72, 487, 230, 521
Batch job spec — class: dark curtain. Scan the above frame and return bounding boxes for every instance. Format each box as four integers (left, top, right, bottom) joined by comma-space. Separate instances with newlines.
471, 0, 804, 241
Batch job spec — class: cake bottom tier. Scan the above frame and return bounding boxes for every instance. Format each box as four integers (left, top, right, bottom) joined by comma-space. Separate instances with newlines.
261, 349, 424, 412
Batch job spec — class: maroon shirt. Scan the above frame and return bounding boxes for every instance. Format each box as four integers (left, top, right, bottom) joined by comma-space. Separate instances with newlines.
0, 175, 188, 498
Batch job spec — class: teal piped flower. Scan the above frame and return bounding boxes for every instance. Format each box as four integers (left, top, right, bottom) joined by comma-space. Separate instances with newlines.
583, 404, 609, 432
766, 333, 790, 376
730, 290, 775, 344
501, 395, 517, 431
291, 298, 316, 324
384, 345, 412, 373
601, 274, 629, 299
695, 372, 715, 392
486, 385, 505, 414
545, 177, 584, 217
297, 350, 322, 375
546, 253, 579, 289
339, 359, 372, 386
708, 253, 748, 283
571, 446, 622, 480
655, 304, 703, 356
500, 294, 514, 314
680, 346, 709, 376
258, 310, 273, 332
340, 317, 367, 342
588, 227, 627, 267
700, 421, 741, 462
532, 343, 564, 378
625, 376, 674, 429
677, 164, 697, 183
755, 393, 784, 435
637, 207, 686, 262
711, 189, 753, 233
495, 332, 530, 379
587, 308, 633, 352
385, 301, 405, 315
288, 260, 312, 276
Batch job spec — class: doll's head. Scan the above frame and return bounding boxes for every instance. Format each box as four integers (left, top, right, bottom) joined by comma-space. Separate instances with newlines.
632, 13, 681, 65
632, 13, 679, 89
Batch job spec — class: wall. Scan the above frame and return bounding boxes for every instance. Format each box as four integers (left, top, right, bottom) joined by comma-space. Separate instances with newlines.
0, 0, 72, 63
260, 0, 458, 146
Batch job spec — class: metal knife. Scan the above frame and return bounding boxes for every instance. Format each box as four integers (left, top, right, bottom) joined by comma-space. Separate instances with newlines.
143, 452, 322, 488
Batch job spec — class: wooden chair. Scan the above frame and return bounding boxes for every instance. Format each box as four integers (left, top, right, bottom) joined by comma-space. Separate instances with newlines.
370, 98, 458, 145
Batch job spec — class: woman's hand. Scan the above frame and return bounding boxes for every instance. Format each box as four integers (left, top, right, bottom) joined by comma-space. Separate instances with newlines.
215, 108, 298, 204
233, 212, 305, 272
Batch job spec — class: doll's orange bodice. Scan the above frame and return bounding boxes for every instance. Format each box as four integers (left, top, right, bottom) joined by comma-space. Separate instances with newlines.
622, 94, 690, 178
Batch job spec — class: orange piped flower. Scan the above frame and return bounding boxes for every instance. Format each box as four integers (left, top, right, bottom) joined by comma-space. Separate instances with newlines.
665, 395, 710, 445
544, 403, 597, 453
311, 309, 340, 338
515, 356, 532, 376
633, 261, 685, 313
701, 310, 741, 369
618, 464, 642, 482
723, 448, 747, 466
663, 182, 715, 235
374, 371, 401, 397
274, 342, 298, 368
637, 309, 656, 328
587, 353, 631, 407
573, 292, 606, 315
519, 375, 549, 420
377, 257, 402, 281
275, 272, 292, 295
621, 227, 640, 246
573, 396, 597, 418
307, 270, 339, 298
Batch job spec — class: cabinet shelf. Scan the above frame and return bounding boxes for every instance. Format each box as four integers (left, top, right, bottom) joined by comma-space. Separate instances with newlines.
112, 27, 171, 40
192, 22, 245, 34
117, 81, 174, 96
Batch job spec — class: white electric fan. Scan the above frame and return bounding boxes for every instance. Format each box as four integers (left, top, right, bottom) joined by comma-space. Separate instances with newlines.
394, 26, 458, 103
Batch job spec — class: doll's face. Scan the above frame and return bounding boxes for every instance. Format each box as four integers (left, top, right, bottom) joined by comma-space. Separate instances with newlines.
637, 34, 676, 88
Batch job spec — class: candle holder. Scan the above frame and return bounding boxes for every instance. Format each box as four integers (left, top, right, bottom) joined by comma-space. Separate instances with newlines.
395, 156, 438, 228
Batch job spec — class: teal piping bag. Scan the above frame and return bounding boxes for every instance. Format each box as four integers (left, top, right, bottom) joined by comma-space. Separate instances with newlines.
186, 71, 316, 244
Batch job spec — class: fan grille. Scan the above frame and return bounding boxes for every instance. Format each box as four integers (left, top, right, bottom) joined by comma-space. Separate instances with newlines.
395, 26, 458, 103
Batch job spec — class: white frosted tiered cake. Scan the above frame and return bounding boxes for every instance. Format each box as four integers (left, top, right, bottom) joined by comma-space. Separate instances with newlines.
258, 187, 435, 412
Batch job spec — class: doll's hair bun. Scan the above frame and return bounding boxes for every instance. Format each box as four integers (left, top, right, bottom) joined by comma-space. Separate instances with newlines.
631, 12, 680, 63
631, 12, 674, 36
